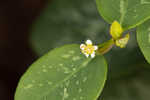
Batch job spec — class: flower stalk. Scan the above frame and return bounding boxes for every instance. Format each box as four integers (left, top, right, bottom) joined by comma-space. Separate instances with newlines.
80, 21, 130, 58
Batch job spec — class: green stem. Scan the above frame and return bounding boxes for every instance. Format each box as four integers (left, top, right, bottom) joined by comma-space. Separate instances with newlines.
97, 39, 114, 55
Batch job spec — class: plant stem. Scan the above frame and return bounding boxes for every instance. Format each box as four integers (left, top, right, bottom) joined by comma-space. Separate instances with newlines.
97, 39, 114, 55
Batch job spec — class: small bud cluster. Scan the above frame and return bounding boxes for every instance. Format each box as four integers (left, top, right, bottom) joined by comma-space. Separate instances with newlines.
110, 21, 130, 48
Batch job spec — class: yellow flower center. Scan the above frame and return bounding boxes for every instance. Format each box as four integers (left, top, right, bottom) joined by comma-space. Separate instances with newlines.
82, 45, 95, 54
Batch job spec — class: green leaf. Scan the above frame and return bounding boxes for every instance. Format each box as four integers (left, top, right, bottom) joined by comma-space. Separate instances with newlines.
137, 20, 150, 64
96, 0, 150, 30
15, 44, 107, 100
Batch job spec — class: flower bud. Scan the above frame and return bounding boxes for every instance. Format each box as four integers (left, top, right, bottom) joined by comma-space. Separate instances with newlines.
115, 33, 130, 48
110, 21, 123, 39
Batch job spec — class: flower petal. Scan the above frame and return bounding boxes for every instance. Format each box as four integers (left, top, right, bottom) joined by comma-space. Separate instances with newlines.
86, 40, 92, 45
85, 53, 89, 58
94, 46, 98, 50
80, 44, 86, 50
91, 52, 95, 58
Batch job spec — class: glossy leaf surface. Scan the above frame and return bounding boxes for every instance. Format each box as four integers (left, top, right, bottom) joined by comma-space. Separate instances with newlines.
15, 44, 107, 100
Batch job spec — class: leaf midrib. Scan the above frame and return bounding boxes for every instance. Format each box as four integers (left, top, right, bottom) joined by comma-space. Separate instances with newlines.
120, 0, 128, 24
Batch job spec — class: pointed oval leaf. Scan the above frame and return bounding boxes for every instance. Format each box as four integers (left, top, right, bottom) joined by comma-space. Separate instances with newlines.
15, 44, 107, 100
137, 20, 150, 64
96, 0, 150, 30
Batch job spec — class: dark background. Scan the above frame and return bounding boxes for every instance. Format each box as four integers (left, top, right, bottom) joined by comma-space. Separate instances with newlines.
0, 0, 48, 99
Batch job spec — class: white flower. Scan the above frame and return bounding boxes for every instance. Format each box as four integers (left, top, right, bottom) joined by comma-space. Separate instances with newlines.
80, 40, 98, 58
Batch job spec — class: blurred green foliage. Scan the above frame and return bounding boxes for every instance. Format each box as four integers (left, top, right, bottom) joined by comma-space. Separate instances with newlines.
100, 67, 150, 100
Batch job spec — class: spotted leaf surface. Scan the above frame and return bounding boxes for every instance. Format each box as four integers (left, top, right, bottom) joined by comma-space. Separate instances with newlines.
15, 44, 107, 100
137, 20, 150, 64
96, 0, 150, 30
